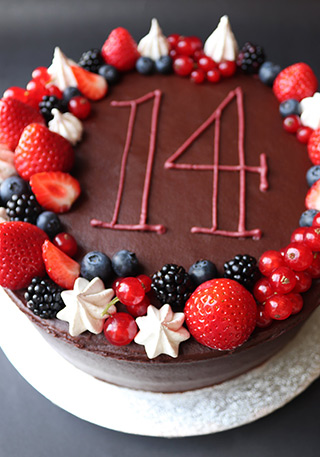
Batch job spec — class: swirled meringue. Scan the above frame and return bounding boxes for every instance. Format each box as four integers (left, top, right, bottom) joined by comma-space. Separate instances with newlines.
300, 92, 320, 130
0, 145, 17, 183
48, 108, 83, 145
47, 47, 78, 91
204, 15, 238, 63
138, 18, 169, 60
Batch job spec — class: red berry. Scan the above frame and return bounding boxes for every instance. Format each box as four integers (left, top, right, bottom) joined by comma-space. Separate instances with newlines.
306, 252, 320, 278
169, 49, 178, 60
290, 227, 307, 244
173, 56, 194, 76
303, 226, 320, 250
218, 60, 237, 78
283, 115, 300, 133
273, 62, 318, 102
312, 213, 320, 227
188, 36, 203, 53
176, 38, 194, 56
269, 266, 297, 294
198, 56, 216, 72
264, 294, 293, 320
206, 68, 221, 83
190, 68, 205, 84
47, 85, 63, 99
101, 27, 140, 72
253, 277, 274, 303
3, 86, 29, 105
137, 274, 152, 292
292, 270, 312, 293
53, 232, 78, 257
193, 50, 205, 61
287, 293, 304, 314
31, 67, 50, 85
167, 34, 180, 49
308, 128, 320, 165
116, 277, 145, 306
70, 66, 107, 101
126, 296, 150, 317
258, 250, 285, 276
256, 304, 273, 328
283, 243, 314, 271
26, 79, 49, 104
296, 126, 313, 144
68, 96, 91, 119
305, 180, 320, 211
104, 312, 137, 346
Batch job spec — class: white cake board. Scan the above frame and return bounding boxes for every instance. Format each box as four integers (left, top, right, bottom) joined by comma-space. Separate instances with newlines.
0, 288, 320, 438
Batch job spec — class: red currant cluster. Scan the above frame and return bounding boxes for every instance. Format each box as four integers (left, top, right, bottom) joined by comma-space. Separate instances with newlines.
168, 34, 236, 84
282, 114, 313, 144
254, 220, 320, 327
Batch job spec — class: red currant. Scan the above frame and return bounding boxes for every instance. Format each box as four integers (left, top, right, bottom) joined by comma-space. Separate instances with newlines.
206, 68, 221, 83
265, 294, 293, 320
188, 36, 203, 53
68, 96, 91, 120
31, 66, 50, 85
283, 243, 313, 271
193, 50, 205, 61
190, 69, 205, 84
173, 56, 194, 76
287, 293, 303, 314
112, 278, 122, 292
306, 252, 320, 278
283, 115, 300, 133
167, 34, 180, 50
26, 79, 49, 104
312, 213, 320, 227
116, 277, 145, 306
303, 226, 320, 251
3, 86, 29, 104
218, 60, 236, 78
198, 56, 216, 72
53, 232, 78, 257
253, 277, 273, 303
296, 126, 313, 144
269, 266, 297, 294
47, 84, 63, 99
103, 312, 137, 346
137, 274, 152, 293
126, 296, 150, 317
258, 250, 285, 276
169, 49, 178, 60
292, 270, 312, 293
256, 304, 273, 328
290, 227, 307, 244
176, 37, 194, 56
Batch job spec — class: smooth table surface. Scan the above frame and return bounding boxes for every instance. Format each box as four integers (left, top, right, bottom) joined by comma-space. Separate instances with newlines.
1, 0, 320, 455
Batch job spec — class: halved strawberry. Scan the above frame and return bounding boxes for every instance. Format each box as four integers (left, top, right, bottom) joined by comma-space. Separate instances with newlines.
42, 239, 80, 290
70, 65, 108, 101
305, 180, 320, 211
30, 171, 81, 213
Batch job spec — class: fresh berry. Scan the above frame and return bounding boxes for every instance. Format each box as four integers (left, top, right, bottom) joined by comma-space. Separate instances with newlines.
258, 250, 285, 276
253, 277, 273, 303
299, 209, 319, 227
198, 56, 216, 72
36, 211, 62, 238
32, 67, 50, 85
279, 98, 301, 117
53, 232, 77, 257
167, 34, 180, 49
103, 312, 138, 346
190, 68, 205, 84
15, 124, 75, 180
0, 176, 29, 204
70, 65, 108, 101
25, 276, 64, 319
312, 212, 320, 227
256, 304, 273, 328
98, 64, 120, 85
188, 259, 217, 287
26, 79, 49, 104
188, 36, 202, 53
137, 274, 152, 292
290, 227, 307, 243
101, 27, 140, 72
169, 49, 178, 60
63, 86, 83, 102
273, 63, 318, 102
236, 42, 265, 74
306, 252, 320, 278
151, 264, 194, 309
126, 296, 150, 317
39, 95, 65, 123
80, 251, 113, 284
307, 128, 320, 165
6, 193, 41, 224
264, 294, 293, 320
155, 56, 173, 74
283, 115, 300, 133
135, 57, 155, 75
269, 266, 297, 294
283, 243, 313, 271
30, 171, 80, 213
224, 254, 260, 290
303, 226, 320, 251
306, 165, 320, 187
206, 68, 221, 83
0, 98, 44, 150
68, 96, 91, 120
184, 278, 257, 351
292, 270, 312, 293
305, 180, 320, 211
42, 239, 80, 290
173, 56, 194, 77
296, 126, 313, 144
46, 85, 64, 99
175, 37, 194, 56
0, 221, 48, 289
258, 61, 281, 86
115, 277, 145, 306
78, 48, 104, 73
3, 86, 30, 105
288, 293, 304, 314
218, 60, 237, 78
111, 249, 140, 277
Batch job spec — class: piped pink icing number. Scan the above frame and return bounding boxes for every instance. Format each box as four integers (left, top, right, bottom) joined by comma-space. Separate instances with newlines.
164, 87, 268, 239
91, 90, 166, 234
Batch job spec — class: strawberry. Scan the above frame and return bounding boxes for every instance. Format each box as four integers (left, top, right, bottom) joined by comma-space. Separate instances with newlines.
184, 278, 257, 351
307, 128, 320, 165
0, 221, 48, 290
42, 239, 80, 290
101, 27, 140, 72
305, 180, 320, 211
30, 171, 81, 213
0, 98, 44, 150
70, 65, 108, 101
14, 123, 75, 180
273, 63, 318, 102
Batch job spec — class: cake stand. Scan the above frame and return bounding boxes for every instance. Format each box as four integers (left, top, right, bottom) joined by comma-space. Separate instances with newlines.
0, 287, 319, 438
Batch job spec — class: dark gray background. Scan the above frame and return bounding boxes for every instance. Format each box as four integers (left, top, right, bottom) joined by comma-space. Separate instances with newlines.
1, 0, 320, 455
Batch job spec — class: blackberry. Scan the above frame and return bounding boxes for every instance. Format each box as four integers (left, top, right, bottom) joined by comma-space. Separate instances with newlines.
237, 42, 266, 74
6, 193, 42, 224
151, 264, 194, 310
224, 254, 260, 290
39, 95, 66, 123
78, 48, 104, 73
25, 277, 64, 319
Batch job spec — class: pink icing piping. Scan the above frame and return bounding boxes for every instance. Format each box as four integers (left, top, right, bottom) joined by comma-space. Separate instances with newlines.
164, 87, 268, 239
91, 90, 166, 235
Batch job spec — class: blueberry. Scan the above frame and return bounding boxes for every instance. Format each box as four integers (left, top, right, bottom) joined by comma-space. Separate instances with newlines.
36, 211, 62, 238
63, 86, 83, 102
155, 55, 173, 75
112, 250, 140, 277
188, 259, 217, 287
299, 209, 319, 227
306, 165, 320, 187
258, 61, 281, 87
0, 176, 29, 204
279, 99, 301, 118
98, 64, 120, 85
80, 251, 113, 284
135, 57, 155, 75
